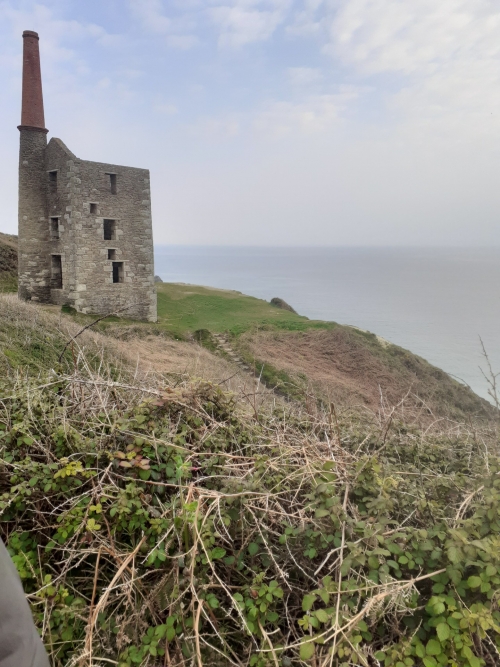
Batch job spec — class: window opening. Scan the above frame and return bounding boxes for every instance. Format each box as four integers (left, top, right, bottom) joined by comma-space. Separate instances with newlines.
50, 217, 60, 240
90, 203, 98, 214
49, 170, 58, 193
51, 255, 62, 289
108, 249, 117, 260
106, 173, 117, 195
112, 262, 124, 284
103, 219, 116, 241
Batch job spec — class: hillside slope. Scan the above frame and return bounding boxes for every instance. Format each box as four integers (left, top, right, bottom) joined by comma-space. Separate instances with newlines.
236, 326, 492, 419
0, 292, 499, 667
0, 232, 17, 292
0, 240, 493, 419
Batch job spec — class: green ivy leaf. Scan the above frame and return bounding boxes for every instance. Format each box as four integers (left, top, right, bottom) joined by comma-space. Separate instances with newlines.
426, 639, 442, 656
211, 547, 226, 560
415, 642, 425, 658
248, 543, 259, 556
299, 642, 315, 661
314, 609, 329, 623
423, 658, 437, 667
467, 576, 481, 588
436, 623, 450, 642
302, 594, 316, 612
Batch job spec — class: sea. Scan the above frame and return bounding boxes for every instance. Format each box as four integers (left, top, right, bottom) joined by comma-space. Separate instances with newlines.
154, 246, 500, 403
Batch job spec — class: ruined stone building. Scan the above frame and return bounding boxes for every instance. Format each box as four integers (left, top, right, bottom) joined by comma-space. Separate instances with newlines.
18, 31, 157, 321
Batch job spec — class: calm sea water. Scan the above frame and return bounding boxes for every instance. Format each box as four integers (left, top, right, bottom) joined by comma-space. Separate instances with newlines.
154, 246, 500, 403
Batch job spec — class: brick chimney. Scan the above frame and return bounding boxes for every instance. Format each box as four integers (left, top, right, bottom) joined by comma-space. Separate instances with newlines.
18, 30, 50, 303
18, 30, 47, 132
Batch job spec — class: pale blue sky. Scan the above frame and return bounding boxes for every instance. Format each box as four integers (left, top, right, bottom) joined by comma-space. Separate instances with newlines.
1, 0, 500, 245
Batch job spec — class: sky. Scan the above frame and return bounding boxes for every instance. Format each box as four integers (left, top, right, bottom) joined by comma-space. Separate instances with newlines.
1, 0, 500, 246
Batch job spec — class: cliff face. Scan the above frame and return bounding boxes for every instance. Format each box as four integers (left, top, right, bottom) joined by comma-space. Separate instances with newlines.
0, 233, 18, 276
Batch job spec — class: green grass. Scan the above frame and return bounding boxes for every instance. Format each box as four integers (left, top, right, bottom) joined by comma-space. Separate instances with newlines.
156, 282, 333, 337
0, 278, 333, 339
0, 273, 18, 294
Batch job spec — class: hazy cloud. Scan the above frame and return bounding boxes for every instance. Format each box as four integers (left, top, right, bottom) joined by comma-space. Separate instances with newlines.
129, 0, 199, 48
255, 89, 357, 135
1, 0, 500, 247
288, 66, 323, 85
209, 0, 292, 47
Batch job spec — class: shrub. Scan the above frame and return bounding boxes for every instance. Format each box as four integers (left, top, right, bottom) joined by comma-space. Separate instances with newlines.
0, 355, 499, 666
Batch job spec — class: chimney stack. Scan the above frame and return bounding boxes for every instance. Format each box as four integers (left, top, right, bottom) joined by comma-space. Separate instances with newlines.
18, 30, 47, 132
18, 30, 50, 303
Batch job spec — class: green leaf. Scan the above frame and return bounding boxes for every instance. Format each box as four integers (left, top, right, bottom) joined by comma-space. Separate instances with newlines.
436, 623, 450, 642
300, 642, 315, 661
447, 546, 460, 563
426, 639, 442, 656
374, 652, 386, 661
248, 542, 259, 556
314, 609, 329, 623
415, 643, 425, 658
211, 547, 226, 560
422, 658, 437, 667
302, 594, 316, 612
467, 576, 481, 589
340, 558, 352, 576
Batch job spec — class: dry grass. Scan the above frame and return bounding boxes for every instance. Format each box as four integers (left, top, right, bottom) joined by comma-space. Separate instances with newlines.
0, 341, 498, 666
238, 327, 494, 420
0, 294, 277, 417
1, 295, 500, 666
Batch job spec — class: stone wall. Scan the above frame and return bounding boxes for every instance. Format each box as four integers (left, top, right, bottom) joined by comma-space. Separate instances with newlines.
43, 138, 157, 321
18, 129, 50, 302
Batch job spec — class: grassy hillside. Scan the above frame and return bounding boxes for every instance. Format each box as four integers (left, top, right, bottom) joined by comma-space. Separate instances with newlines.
0, 232, 18, 293
156, 282, 324, 336
0, 240, 493, 419
156, 283, 493, 420
235, 327, 494, 419
0, 293, 499, 667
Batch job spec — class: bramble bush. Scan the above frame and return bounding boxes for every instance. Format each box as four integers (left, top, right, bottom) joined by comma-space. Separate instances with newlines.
0, 355, 499, 666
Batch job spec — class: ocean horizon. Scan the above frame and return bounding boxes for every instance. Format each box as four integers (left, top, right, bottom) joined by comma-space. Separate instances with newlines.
154, 245, 500, 403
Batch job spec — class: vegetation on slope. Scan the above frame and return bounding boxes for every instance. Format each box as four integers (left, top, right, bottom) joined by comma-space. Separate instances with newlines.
156, 283, 492, 419
0, 295, 500, 667
0, 235, 492, 419
234, 328, 494, 420
156, 283, 326, 337
0, 232, 18, 293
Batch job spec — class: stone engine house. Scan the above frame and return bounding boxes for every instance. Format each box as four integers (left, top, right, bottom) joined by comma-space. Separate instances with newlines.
18, 30, 157, 322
